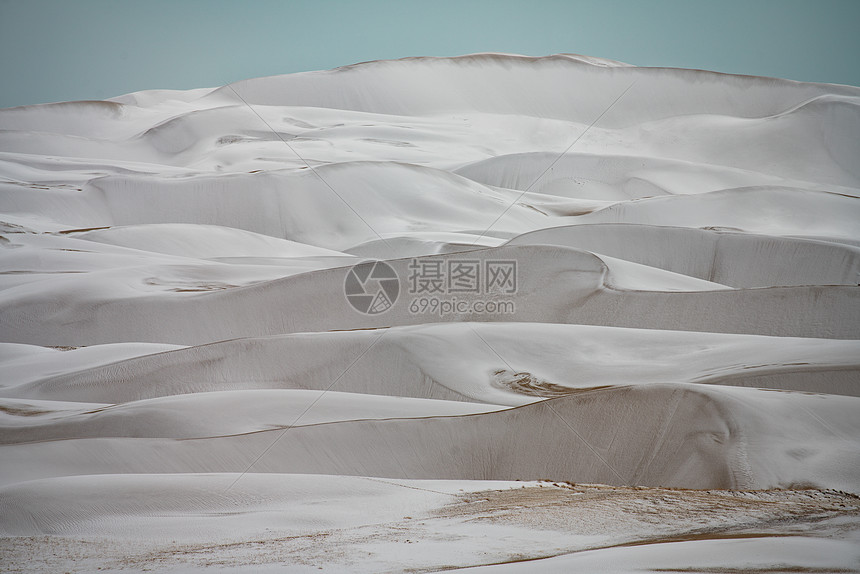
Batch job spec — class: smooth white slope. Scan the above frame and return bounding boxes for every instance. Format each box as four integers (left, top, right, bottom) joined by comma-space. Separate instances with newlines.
564, 186, 860, 243
0, 389, 503, 443
77, 223, 351, 259
0, 342, 183, 388
218, 54, 860, 125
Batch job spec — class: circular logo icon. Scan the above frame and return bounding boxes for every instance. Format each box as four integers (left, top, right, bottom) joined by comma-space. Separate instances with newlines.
344, 260, 399, 315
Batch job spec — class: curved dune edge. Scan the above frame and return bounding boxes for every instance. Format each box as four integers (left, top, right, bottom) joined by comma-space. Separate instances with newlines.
454, 150, 860, 198
2, 384, 858, 493
507, 223, 860, 288
1, 245, 858, 347
0, 389, 506, 444
4, 322, 858, 405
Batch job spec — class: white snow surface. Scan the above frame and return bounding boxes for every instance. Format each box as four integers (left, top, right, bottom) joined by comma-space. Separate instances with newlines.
1, 54, 859, 573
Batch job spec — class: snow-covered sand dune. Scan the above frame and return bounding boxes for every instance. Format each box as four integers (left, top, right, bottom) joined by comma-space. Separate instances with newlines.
1, 54, 858, 572
3, 323, 858, 404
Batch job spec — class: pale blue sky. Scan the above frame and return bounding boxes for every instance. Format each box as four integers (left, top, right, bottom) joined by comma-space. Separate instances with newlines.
1, 0, 858, 108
